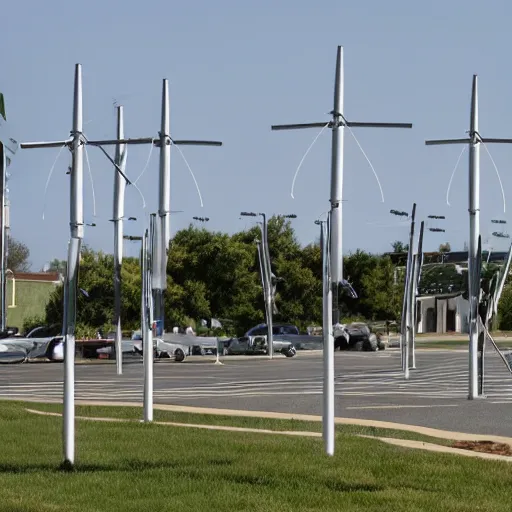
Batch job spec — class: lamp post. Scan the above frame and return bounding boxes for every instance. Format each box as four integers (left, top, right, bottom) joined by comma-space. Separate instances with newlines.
315, 217, 334, 456
240, 212, 297, 359
123, 218, 155, 423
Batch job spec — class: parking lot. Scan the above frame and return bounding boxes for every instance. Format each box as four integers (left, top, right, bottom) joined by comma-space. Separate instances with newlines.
2, 348, 512, 436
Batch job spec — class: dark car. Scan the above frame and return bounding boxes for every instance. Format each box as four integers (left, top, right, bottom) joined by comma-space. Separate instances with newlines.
245, 323, 300, 337
334, 322, 386, 351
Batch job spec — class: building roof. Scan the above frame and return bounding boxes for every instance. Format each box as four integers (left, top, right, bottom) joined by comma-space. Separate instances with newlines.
385, 250, 510, 266
12, 272, 61, 282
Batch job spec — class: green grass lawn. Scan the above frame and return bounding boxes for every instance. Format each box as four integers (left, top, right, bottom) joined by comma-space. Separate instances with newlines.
2, 401, 512, 511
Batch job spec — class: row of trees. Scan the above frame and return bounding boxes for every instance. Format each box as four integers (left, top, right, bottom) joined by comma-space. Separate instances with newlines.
14, 218, 512, 335
30, 218, 403, 336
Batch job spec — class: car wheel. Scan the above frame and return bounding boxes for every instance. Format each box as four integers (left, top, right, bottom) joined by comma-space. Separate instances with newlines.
352, 340, 364, 352
174, 348, 186, 362
283, 345, 297, 358
335, 336, 349, 351
364, 334, 378, 352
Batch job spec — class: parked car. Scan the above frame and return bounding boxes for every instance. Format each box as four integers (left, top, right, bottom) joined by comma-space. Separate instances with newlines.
225, 335, 297, 357
334, 322, 387, 351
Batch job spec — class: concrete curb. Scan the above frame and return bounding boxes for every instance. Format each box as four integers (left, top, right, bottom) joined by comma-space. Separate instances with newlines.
12, 397, 512, 446
25, 408, 322, 438
359, 435, 512, 463
23, 405, 512, 462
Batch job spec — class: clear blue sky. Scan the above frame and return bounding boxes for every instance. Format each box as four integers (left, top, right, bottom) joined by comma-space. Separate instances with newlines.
2, 0, 512, 270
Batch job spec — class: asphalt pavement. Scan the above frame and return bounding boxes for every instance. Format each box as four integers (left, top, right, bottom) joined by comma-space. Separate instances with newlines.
2, 347, 512, 437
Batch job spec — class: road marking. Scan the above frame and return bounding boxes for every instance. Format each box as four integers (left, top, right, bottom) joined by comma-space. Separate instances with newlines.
346, 404, 459, 410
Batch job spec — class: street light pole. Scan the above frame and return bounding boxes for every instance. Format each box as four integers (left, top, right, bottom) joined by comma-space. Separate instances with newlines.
240, 212, 296, 360
124, 226, 154, 423
112, 105, 128, 375
316, 217, 334, 456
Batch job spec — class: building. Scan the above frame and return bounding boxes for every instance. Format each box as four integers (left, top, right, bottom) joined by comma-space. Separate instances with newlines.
416, 293, 469, 334
387, 250, 510, 334
5, 272, 63, 331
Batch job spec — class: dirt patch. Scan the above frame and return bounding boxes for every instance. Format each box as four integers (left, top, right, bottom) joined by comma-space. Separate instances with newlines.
452, 441, 512, 457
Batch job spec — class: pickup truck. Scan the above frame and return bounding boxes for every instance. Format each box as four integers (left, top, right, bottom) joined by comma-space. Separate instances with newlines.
244, 322, 386, 352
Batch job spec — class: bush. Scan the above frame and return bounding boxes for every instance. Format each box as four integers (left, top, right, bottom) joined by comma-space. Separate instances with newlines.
22, 315, 47, 335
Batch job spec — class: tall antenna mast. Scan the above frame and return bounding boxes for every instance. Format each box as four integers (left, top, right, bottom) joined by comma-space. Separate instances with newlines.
271, 46, 412, 456
112, 105, 127, 375
20, 68, 222, 466
21, 64, 84, 468
425, 75, 512, 400
271, 46, 412, 324
88, 80, 223, 333
0, 99, 17, 333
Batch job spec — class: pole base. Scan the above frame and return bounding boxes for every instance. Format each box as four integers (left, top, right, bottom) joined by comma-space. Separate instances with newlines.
214, 360, 224, 365
59, 459, 75, 472
467, 394, 487, 400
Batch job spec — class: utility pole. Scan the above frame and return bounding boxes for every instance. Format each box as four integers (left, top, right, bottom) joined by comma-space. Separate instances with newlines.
425, 75, 512, 400
21, 64, 85, 468
21, 65, 200, 466
88, 80, 222, 335
240, 212, 296, 359
410, 221, 425, 370
112, 105, 129, 375
400, 203, 416, 378
0, 94, 18, 333
271, 46, 412, 325
316, 216, 334, 456
124, 224, 154, 422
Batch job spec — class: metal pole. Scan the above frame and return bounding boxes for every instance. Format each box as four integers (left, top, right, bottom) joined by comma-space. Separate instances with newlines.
401, 203, 416, 373
261, 214, 273, 359
0, 143, 6, 332
424, 74, 512, 399
321, 216, 334, 456
271, 45, 412, 328
155, 79, 171, 332
142, 223, 153, 422
468, 76, 480, 400
411, 221, 424, 369
409, 253, 418, 369
112, 105, 127, 375
63, 63, 84, 467
330, 46, 344, 325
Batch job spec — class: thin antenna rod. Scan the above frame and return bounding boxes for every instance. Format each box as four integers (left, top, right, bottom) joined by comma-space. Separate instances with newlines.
112, 105, 127, 375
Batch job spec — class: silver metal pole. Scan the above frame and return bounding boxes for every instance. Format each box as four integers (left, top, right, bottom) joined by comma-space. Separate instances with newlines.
271, 45, 412, 327
401, 203, 416, 373
142, 224, 153, 422
468, 75, 480, 400
113, 105, 127, 375
409, 253, 419, 369
425, 74, 512, 399
330, 46, 344, 290
155, 79, 171, 331
63, 63, 84, 467
320, 216, 334, 456
260, 215, 273, 359
411, 221, 425, 370
0, 143, 6, 332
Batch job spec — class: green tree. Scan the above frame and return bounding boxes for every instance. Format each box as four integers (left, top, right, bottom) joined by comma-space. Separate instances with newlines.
7, 236, 30, 272
45, 247, 141, 331
45, 258, 67, 274
498, 283, 512, 330
360, 256, 402, 320
391, 240, 409, 253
